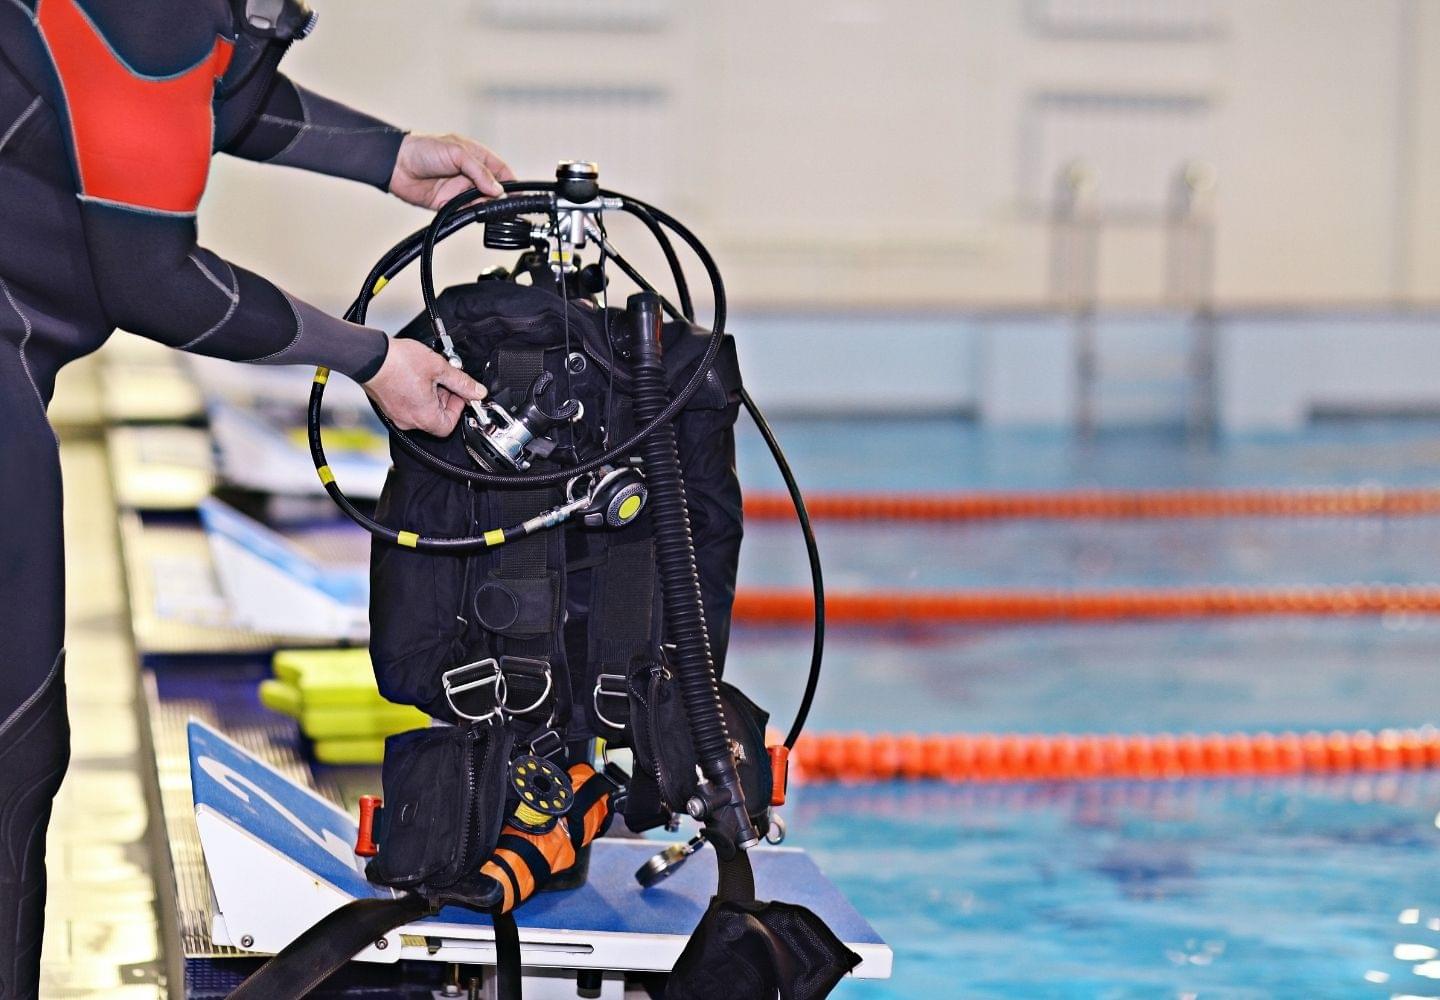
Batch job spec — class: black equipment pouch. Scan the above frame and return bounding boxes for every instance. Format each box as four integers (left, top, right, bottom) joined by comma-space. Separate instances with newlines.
625, 665, 775, 834
364, 722, 513, 891
625, 656, 698, 830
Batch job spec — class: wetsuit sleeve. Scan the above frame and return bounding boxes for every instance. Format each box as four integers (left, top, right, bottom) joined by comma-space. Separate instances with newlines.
223, 74, 406, 191
35, 0, 389, 382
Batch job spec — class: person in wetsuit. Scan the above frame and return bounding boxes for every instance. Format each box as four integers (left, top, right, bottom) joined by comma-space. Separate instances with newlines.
0, 1, 514, 993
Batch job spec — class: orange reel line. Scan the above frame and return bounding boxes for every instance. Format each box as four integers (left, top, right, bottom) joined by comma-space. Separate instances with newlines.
742, 486, 1440, 523
731, 584, 1440, 626
787, 728, 1440, 785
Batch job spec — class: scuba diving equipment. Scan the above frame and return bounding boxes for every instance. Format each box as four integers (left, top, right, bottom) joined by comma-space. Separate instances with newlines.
233, 0, 318, 39
472, 762, 620, 912
236, 162, 849, 999
309, 168, 823, 751
635, 834, 707, 889
461, 370, 583, 471
508, 754, 573, 833
217, 0, 317, 130
626, 289, 756, 852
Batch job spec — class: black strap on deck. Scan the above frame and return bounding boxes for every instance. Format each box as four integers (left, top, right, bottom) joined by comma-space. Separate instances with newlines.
226, 896, 522, 1000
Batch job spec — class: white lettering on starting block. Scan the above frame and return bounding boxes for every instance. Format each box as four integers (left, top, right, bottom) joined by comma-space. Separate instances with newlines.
197, 754, 362, 876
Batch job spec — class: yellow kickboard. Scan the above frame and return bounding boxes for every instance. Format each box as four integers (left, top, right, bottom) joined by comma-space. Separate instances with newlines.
261, 689, 421, 739
272, 649, 392, 709
258, 679, 303, 718
312, 737, 386, 766
267, 649, 427, 739
297, 703, 426, 740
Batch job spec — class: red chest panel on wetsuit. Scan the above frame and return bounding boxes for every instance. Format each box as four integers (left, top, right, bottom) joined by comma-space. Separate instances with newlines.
37, 0, 232, 214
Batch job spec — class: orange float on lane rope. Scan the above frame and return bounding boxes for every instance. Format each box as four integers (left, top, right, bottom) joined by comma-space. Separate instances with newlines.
743, 486, 1440, 523
787, 728, 1440, 784
732, 584, 1440, 625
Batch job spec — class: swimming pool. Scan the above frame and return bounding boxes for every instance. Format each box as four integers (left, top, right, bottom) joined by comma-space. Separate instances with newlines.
729, 418, 1440, 998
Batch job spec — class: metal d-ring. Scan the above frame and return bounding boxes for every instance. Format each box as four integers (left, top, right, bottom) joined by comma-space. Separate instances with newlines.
501, 662, 553, 717
592, 673, 629, 730
442, 659, 507, 723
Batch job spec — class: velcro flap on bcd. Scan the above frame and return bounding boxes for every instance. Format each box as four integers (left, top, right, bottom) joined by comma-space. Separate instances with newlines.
474, 577, 557, 638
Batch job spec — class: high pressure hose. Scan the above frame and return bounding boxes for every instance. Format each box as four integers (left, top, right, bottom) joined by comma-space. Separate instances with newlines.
627, 292, 758, 855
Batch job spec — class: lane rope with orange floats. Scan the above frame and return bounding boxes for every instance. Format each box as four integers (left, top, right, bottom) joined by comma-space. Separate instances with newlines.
772, 727, 1440, 785
743, 486, 1440, 523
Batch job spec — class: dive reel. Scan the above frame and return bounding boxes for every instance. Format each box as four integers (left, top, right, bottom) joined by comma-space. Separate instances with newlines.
306, 159, 826, 880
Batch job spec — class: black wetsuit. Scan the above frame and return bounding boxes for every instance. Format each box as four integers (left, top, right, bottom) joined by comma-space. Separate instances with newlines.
0, 1, 404, 993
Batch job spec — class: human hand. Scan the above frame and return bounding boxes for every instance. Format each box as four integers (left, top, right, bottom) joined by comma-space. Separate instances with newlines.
389, 132, 517, 209
363, 338, 486, 436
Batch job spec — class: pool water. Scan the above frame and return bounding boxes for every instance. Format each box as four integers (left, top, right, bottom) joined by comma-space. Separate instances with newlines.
726, 418, 1440, 998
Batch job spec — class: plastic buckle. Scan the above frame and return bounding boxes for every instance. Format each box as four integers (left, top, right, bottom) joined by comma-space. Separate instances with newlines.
499, 656, 553, 717
442, 659, 506, 723
527, 729, 565, 761
592, 673, 630, 731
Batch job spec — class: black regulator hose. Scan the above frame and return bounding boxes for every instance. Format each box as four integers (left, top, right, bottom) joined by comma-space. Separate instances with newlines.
309, 182, 823, 748
599, 231, 824, 751
306, 190, 723, 545
627, 292, 758, 855
359, 189, 728, 489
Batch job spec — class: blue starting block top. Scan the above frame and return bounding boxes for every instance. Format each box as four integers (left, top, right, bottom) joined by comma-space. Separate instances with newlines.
187, 720, 891, 978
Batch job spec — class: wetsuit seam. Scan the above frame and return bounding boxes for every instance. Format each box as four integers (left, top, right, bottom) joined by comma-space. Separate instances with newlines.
76, 194, 198, 219
61, 0, 229, 83
268, 84, 310, 162
0, 651, 61, 745
258, 114, 404, 137
0, 277, 50, 424
187, 252, 238, 302
0, 96, 40, 156
247, 290, 304, 363
179, 258, 239, 350
2, 0, 36, 25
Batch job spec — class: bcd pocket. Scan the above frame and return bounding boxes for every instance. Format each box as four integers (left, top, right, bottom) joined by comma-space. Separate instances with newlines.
365, 722, 514, 892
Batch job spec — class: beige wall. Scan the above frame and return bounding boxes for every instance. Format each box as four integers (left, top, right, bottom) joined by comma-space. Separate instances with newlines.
201, 0, 1440, 317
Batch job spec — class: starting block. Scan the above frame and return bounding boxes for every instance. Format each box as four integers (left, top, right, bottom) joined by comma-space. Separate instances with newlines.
188, 720, 892, 996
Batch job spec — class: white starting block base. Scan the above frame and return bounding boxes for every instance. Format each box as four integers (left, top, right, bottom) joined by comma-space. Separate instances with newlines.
188, 721, 892, 993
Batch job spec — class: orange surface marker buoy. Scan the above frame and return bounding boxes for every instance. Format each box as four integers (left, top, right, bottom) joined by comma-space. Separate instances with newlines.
787, 728, 1440, 784
743, 486, 1440, 523
731, 584, 1440, 625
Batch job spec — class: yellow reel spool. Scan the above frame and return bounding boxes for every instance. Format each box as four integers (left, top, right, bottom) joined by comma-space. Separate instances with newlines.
509, 754, 574, 833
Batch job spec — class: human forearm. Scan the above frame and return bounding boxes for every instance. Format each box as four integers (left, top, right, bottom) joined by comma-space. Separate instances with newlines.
81, 201, 389, 381
222, 74, 406, 190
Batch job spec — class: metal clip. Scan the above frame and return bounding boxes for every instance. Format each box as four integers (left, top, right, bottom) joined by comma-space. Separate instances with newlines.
527, 729, 565, 761
442, 659, 506, 723
592, 673, 630, 731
